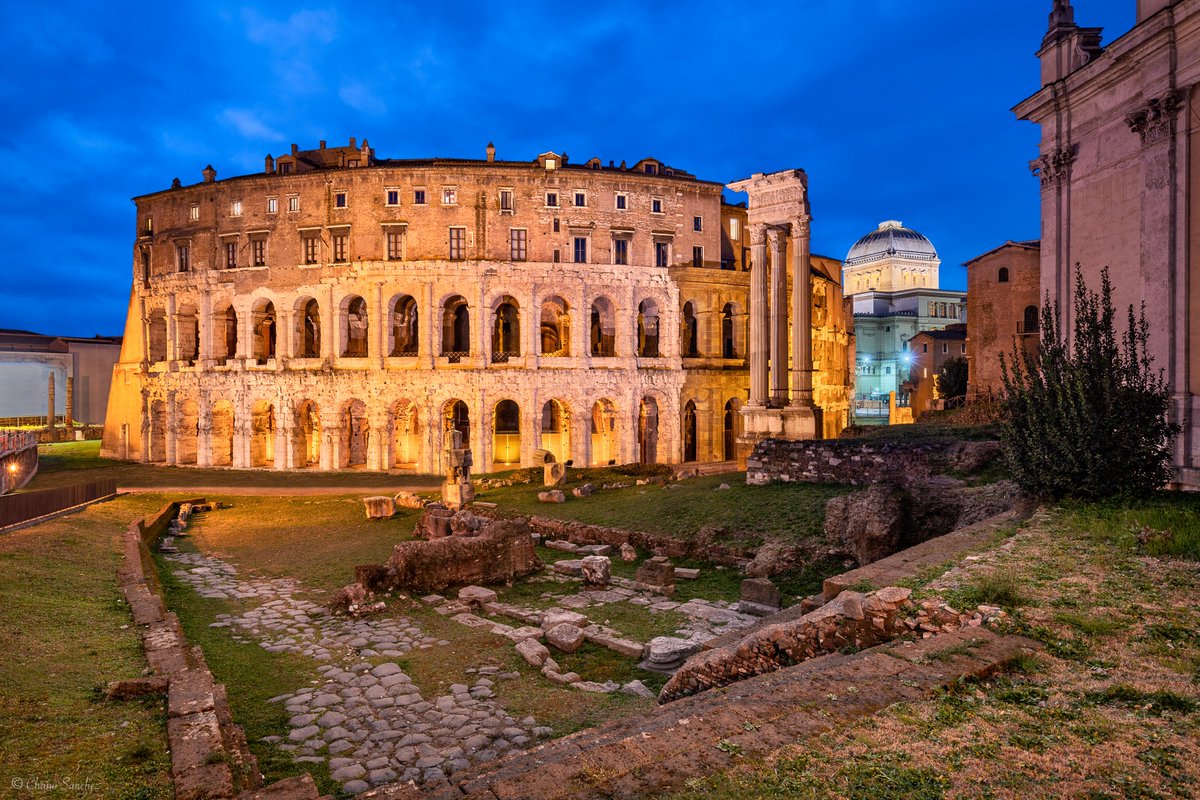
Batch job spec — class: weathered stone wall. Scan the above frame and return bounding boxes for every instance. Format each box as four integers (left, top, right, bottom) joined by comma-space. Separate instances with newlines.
378, 518, 541, 594
524, 514, 754, 565
965, 242, 1040, 400
746, 438, 948, 486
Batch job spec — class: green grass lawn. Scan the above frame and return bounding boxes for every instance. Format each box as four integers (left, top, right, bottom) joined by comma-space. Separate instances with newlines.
0, 493, 175, 800
26, 440, 441, 491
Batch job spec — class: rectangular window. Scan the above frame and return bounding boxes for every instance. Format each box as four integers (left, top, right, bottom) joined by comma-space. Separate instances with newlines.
942, 343, 948, 354
225, 241, 237, 269
231, 200, 242, 217
693, 215, 702, 232
613, 238, 628, 266
386, 189, 400, 206
552, 218, 560, 233
176, 244, 190, 272
730, 218, 740, 239
651, 198, 663, 214
510, 229, 527, 261
499, 189, 514, 211
332, 233, 348, 262
334, 191, 347, 209
144, 216, 153, 234
615, 193, 627, 210
267, 197, 278, 214
654, 241, 669, 267
546, 192, 558, 207
386, 231, 404, 260
442, 187, 457, 205
923, 343, 929, 353
553, 249, 560, 263
961, 343, 967, 354
252, 238, 266, 266
449, 227, 465, 260
573, 236, 588, 264
692, 246, 703, 267
414, 189, 427, 205
574, 191, 586, 207
303, 237, 319, 265
280, 162, 293, 175
188, 204, 199, 221
288, 195, 300, 212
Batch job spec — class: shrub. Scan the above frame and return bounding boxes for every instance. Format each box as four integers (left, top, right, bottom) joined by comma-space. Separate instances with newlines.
1000, 267, 1177, 499
937, 357, 968, 400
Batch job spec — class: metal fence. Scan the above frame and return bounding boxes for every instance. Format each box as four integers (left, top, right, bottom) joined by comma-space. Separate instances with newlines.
0, 430, 39, 457
0, 478, 117, 529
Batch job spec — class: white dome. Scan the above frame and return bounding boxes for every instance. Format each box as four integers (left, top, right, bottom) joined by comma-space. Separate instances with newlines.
845, 220, 938, 267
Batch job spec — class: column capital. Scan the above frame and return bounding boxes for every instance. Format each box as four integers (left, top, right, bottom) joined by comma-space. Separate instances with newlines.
749, 224, 768, 247
788, 215, 811, 238
766, 226, 784, 250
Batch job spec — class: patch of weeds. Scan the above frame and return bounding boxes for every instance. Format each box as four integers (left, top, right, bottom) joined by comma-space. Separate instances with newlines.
835, 753, 950, 800
1007, 719, 1065, 752
944, 571, 1027, 609
1001, 652, 1044, 675
1140, 622, 1199, 645
716, 739, 743, 756
932, 692, 979, 727
1055, 611, 1126, 637
1019, 624, 1093, 662
989, 678, 1050, 708
1137, 745, 1183, 772
1070, 721, 1116, 745
1083, 684, 1198, 715
1049, 595, 1082, 608
846, 578, 875, 594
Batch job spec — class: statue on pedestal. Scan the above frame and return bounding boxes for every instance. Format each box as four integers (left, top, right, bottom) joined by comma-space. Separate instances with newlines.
441, 428, 475, 509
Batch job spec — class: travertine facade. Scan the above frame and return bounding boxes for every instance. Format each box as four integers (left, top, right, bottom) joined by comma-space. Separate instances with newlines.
1015, 0, 1200, 487
964, 241, 1041, 400
102, 141, 852, 473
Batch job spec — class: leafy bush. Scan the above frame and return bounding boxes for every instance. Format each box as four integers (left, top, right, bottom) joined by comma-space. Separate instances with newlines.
937, 357, 968, 400
1000, 267, 1177, 499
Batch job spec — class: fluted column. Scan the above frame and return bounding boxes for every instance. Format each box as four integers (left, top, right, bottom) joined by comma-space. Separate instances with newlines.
790, 215, 814, 406
768, 227, 787, 405
748, 224, 769, 406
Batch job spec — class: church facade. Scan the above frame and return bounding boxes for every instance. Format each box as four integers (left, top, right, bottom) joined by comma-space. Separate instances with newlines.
101, 140, 853, 473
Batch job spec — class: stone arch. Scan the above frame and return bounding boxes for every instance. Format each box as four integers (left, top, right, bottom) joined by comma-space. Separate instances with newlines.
295, 297, 321, 358
391, 399, 420, 467
443, 398, 470, 446
293, 400, 321, 467
637, 298, 661, 357
998, 266, 1010, 283
591, 398, 618, 466
723, 398, 741, 462
251, 298, 277, 363
721, 302, 740, 358
177, 399, 199, 465
492, 399, 521, 465
341, 295, 369, 357
441, 295, 470, 355
389, 294, 419, 356
250, 400, 276, 467
210, 400, 235, 467
540, 399, 570, 463
177, 304, 199, 363
682, 300, 700, 357
1023, 304, 1039, 333
539, 296, 571, 357
590, 296, 616, 357
212, 303, 237, 365
491, 295, 521, 360
638, 396, 659, 463
341, 399, 369, 468
147, 309, 167, 363
682, 399, 698, 462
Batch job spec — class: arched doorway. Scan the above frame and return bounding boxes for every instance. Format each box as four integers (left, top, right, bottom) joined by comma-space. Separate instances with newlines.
252, 300, 277, 363
638, 397, 659, 464
210, 400, 235, 467
294, 400, 320, 467
723, 399, 739, 461
250, 401, 275, 467
391, 295, 418, 356
297, 298, 321, 358
492, 297, 521, 361
342, 296, 369, 357
442, 296, 470, 356
540, 297, 570, 357
444, 399, 470, 447
342, 400, 369, 468
591, 399, 617, 466
683, 400, 697, 462
721, 303, 736, 358
540, 399, 569, 463
493, 400, 521, 465
591, 297, 616, 356
682, 302, 700, 357
392, 399, 420, 467
637, 299, 660, 357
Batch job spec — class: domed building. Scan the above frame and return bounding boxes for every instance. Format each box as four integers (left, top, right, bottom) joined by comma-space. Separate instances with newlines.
842, 220, 966, 414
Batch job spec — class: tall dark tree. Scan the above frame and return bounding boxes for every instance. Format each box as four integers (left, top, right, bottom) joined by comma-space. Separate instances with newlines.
1000, 267, 1177, 499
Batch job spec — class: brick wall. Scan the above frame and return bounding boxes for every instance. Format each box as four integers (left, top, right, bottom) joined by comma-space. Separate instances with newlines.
745, 438, 948, 486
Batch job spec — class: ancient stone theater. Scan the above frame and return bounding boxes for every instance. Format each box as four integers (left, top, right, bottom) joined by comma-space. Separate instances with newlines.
101, 139, 852, 473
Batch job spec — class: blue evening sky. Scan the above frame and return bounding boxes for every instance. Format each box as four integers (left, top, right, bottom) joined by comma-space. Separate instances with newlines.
0, 1, 1132, 337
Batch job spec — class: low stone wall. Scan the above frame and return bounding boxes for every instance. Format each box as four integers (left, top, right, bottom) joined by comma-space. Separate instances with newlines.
115, 499, 328, 800
379, 517, 542, 595
746, 439, 949, 486
526, 515, 755, 566
657, 587, 913, 703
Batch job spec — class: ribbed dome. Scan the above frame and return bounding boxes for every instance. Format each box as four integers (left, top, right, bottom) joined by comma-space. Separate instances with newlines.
845, 220, 938, 267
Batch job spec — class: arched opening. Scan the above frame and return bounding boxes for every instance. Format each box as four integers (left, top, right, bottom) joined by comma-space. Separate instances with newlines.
492, 296, 521, 360
540, 399, 570, 463
213, 305, 237, 365
590, 296, 616, 357
442, 296, 470, 356
390, 295, 418, 356
342, 296, 369, 357
493, 399, 521, 465
637, 299, 660, 357
177, 305, 199, 364
392, 399, 420, 467
210, 400, 235, 467
443, 399, 470, 448
682, 301, 700, 357
540, 297, 570, 357
683, 400, 698, 462
721, 303, 737, 358
147, 310, 167, 363
250, 401, 275, 467
294, 400, 320, 467
177, 400, 199, 465
252, 300, 277, 363
998, 267, 1010, 283
723, 398, 739, 461
341, 399, 369, 468
591, 399, 617, 466
296, 298, 321, 358
638, 396, 659, 463
148, 399, 167, 462
1023, 304, 1039, 333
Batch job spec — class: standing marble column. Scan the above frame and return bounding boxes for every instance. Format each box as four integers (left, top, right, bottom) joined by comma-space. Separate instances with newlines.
768, 227, 788, 405
790, 216, 814, 406
748, 225, 769, 406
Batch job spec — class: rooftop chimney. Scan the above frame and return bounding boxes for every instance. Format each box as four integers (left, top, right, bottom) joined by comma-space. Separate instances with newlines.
171, 178, 181, 189
486, 142, 496, 162
264, 154, 275, 173
319, 140, 326, 149
349, 136, 357, 149
291, 143, 299, 156
202, 164, 217, 183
